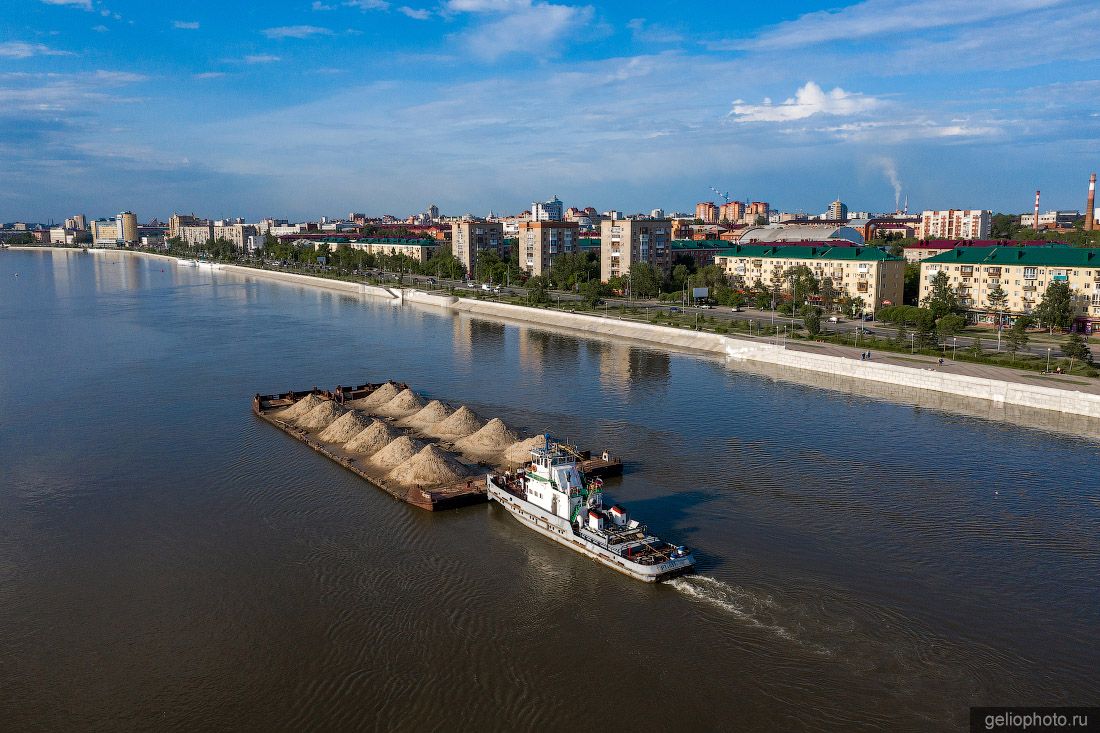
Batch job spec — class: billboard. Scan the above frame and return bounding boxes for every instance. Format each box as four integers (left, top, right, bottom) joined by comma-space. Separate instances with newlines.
692, 287, 709, 300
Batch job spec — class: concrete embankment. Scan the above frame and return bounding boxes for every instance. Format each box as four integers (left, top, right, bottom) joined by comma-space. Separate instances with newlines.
17, 248, 1099, 421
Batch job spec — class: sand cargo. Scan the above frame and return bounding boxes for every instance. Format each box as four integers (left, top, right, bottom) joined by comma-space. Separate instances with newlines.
252, 381, 622, 511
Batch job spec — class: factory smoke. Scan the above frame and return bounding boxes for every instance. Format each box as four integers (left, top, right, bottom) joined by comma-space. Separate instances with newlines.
872, 157, 904, 212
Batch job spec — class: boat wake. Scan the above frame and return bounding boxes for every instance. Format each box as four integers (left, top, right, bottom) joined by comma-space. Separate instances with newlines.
669, 575, 814, 649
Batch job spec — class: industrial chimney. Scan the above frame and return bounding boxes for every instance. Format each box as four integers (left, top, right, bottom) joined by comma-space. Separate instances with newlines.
1034, 190, 1041, 231
1087, 173, 1097, 231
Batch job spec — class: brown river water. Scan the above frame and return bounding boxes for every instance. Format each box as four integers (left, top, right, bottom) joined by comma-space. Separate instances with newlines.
1, 249, 1097, 731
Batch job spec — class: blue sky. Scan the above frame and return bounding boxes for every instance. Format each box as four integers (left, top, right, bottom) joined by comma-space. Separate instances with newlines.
2, 0, 1099, 222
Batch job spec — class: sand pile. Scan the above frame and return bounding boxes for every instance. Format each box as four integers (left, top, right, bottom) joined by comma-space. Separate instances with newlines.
370, 435, 423, 470
400, 400, 453, 429
278, 393, 323, 421
348, 382, 401, 411
387, 444, 469, 488
426, 406, 483, 439
374, 389, 427, 418
502, 436, 546, 465
297, 400, 347, 430
317, 409, 373, 443
345, 420, 402, 455
455, 418, 519, 461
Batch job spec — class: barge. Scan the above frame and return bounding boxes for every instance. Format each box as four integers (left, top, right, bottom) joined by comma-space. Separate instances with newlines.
253, 383, 487, 511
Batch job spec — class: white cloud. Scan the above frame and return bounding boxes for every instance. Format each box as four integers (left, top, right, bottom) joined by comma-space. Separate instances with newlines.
398, 6, 432, 19
0, 42, 74, 59
730, 82, 879, 123
242, 54, 281, 64
345, 0, 391, 10
91, 70, 148, 84
312, 1, 334, 8
725, 0, 1070, 51
91, 24, 108, 32
627, 18, 682, 44
262, 25, 334, 39
452, 1, 594, 60
173, 20, 200, 30
193, 72, 226, 79
40, 0, 92, 9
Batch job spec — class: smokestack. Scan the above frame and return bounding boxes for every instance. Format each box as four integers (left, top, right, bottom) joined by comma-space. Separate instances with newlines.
1034, 190, 1041, 231
1087, 173, 1097, 231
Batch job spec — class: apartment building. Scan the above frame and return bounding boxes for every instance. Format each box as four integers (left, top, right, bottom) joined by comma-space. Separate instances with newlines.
517, 220, 578, 277
451, 220, 504, 276
695, 202, 718, 224
719, 201, 745, 223
714, 244, 905, 312
177, 224, 214, 248
531, 196, 564, 222
916, 209, 991, 240
347, 238, 439, 263
169, 213, 205, 239
600, 217, 672, 282
213, 223, 259, 249
919, 247, 1100, 329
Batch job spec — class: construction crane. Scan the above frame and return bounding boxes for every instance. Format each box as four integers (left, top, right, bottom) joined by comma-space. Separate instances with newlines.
710, 186, 731, 203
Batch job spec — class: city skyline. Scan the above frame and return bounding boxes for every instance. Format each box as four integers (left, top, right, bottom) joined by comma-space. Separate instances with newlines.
2, 0, 1099, 221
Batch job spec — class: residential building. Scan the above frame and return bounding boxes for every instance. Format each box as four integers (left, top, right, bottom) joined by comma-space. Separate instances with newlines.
169, 213, 205, 239
917, 209, 991, 240
64, 214, 86, 230
671, 240, 726, 269
719, 201, 745, 223
213, 223, 259, 249
517, 220, 578, 277
116, 211, 138, 244
49, 227, 73, 244
650, 208, 665, 218
919, 247, 1100, 330
902, 239, 1058, 263
1019, 210, 1080, 229
748, 201, 770, 223
451, 220, 504, 276
600, 217, 672, 282
531, 196, 564, 222
827, 199, 848, 221
178, 224, 215, 248
714, 244, 905, 312
695, 202, 718, 224
344, 238, 440, 263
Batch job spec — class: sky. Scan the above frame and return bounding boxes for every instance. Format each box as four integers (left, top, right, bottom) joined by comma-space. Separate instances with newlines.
2, 0, 1100, 222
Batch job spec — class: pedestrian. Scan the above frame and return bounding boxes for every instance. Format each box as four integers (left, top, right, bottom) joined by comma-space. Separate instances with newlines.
938, 358, 944, 366
867, 351, 872, 360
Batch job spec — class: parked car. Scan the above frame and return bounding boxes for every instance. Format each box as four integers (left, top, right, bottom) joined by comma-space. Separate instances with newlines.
698, 304, 713, 309
828, 316, 842, 323
669, 307, 681, 313
481, 283, 492, 291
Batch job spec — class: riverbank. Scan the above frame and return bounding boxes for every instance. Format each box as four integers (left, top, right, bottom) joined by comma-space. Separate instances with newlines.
11, 246, 1100, 422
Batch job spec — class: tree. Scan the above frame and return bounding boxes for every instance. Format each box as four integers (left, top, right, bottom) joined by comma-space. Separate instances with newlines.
922, 270, 959, 319
820, 276, 837, 312
913, 308, 937, 349
784, 265, 819, 310
967, 337, 984, 358
847, 296, 866, 318
626, 262, 661, 298
1062, 332, 1093, 366
1005, 315, 1032, 360
579, 279, 607, 308
903, 263, 921, 305
936, 314, 967, 342
986, 284, 1008, 314
803, 311, 821, 336
1034, 281, 1075, 333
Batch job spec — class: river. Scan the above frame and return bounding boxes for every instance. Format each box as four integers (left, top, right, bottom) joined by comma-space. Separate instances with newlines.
1, 249, 1097, 731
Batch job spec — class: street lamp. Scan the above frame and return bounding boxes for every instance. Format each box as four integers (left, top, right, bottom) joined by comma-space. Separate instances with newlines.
952, 336, 957, 360
910, 333, 915, 354
1046, 347, 1052, 373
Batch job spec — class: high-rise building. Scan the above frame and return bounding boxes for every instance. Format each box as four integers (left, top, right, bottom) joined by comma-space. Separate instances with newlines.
650, 208, 665, 218
827, 199, 848, 221
695, 202, 718, 224
917, 209, 991, 240
64, 214, 86, 230
451, 220, 504, 277
89, 219, 120, 247
426, 204, 440, 221
517, 220, 579, 277
213, 223, 259, 249
116, 211, 138, 244
531, 196, 564, 222
600, 217, 672, 283
748, 202, 770, 223
718, 201, 744, 223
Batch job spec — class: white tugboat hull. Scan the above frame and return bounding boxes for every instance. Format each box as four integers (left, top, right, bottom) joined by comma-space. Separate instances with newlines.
488, 478, 694, 583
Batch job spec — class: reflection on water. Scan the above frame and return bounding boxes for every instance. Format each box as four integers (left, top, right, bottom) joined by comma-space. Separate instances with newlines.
1, 249, 1097, 733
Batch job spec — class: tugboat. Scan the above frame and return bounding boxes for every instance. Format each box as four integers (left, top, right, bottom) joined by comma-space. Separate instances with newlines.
487, 437, 694, 582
